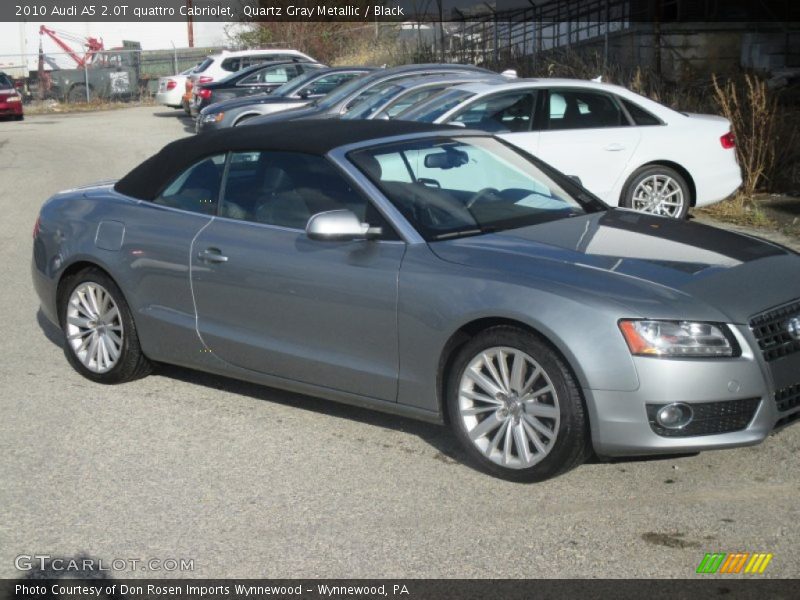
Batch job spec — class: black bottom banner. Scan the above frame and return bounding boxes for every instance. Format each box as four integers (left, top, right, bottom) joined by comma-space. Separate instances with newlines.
2, 579, 799, 600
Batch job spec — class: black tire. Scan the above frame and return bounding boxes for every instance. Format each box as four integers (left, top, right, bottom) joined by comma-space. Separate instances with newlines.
14, 114, 23, 121
67, 85, 88, 104
620, 165, 691, 219
59, 267, 152, 384
446, 326, 589, 482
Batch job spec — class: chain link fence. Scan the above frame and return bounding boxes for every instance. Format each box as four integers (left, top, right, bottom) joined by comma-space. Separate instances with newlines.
0, 45, 221, 106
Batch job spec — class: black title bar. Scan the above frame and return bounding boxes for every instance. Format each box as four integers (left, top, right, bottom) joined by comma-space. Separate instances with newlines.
3, 0, 799, 23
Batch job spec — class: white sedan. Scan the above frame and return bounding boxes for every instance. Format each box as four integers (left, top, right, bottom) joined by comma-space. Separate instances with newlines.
399, 79, 742, 218
155, 66, 197, 109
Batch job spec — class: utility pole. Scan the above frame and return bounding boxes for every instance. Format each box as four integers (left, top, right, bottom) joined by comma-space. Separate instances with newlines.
186, 0, 195, 47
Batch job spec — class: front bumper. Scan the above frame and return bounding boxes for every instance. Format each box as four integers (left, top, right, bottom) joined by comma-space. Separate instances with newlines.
588, 324, 798, 456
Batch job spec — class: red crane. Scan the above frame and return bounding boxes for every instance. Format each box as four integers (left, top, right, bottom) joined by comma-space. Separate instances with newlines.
38, 26, 105, 68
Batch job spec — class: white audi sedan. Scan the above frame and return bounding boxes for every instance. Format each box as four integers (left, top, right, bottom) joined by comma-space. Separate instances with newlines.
399, 79, 742, 218
155, 66, 197, 109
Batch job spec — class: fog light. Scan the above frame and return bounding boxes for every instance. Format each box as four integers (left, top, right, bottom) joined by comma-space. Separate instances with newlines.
656, 403, 693, 429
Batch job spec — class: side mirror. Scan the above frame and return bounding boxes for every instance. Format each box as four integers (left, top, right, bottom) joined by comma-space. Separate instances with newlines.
306, 210, 382, 241
298, 89, 310, 99
568, 175, 583, 187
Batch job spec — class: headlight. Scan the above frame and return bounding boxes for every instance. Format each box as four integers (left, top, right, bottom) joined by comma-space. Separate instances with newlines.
6, 95, 21, 103
201, 112, 224, 124
618, 320, 736, 357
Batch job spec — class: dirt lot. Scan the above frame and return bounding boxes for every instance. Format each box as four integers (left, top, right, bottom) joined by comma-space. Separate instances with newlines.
1, 107, 798, 579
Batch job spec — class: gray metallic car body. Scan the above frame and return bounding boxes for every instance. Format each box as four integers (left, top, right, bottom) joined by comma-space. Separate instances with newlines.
32, 127, 800, 458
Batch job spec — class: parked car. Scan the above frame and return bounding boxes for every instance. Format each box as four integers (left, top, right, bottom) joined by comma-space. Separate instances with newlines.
190, 60, 324, 117
32, 120, 800, 482
398, 79, 742, 218
242, 64, 500, 126
197, 66, 374, 133
341, 73, 504, 121
0, 71, 24, 121
155, 65, 198, 109
182, 48, 316, 114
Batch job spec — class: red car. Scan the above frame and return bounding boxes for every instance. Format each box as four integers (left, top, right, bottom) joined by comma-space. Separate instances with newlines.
0, 72, 24, 121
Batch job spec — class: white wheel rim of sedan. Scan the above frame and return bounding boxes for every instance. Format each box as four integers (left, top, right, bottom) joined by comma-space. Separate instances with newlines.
632, 174, 685, 217
65, 282, 124, 373
458, 347, 560, 469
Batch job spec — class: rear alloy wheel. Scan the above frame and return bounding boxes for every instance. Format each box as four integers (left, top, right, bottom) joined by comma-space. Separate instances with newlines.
60, 268, 151, 383
621, 166, 690, 219
447, 326, 589, 482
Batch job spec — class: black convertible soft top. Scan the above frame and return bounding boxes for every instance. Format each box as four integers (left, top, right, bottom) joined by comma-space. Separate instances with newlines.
114, 119, 458, 201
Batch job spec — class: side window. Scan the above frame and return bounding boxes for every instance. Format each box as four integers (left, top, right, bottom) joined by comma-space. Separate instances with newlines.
546, 90, 629, 130
153, 154, 225, 215
219, 151, 398, 239
620, 98, 662, 125
450, 91, 536, 133
240, 65, 299, 86
220, 57, 241, 72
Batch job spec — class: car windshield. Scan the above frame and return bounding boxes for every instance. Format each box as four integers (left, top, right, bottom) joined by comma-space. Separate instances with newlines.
312, 72, 377, 108
398, 88, 476, 122
216, 63, 263, 85
350, 136, 604, 241
195, 57, 214, 73
342, 84, 403, 120
0, 73, 13, 89
270, 69, 325, 97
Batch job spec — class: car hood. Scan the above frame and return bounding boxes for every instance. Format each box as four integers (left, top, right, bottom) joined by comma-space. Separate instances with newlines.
245, 104, 328, 125
429, 210, 800, 323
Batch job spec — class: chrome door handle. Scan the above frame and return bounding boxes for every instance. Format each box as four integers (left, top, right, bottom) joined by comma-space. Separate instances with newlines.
197, 248, 228, 263
604, 143, 626, 151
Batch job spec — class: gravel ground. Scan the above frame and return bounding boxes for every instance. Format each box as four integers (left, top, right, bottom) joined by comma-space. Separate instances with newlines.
0, 107, 798, 580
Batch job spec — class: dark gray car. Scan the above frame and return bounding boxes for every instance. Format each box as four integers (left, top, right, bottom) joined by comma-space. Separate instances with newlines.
243, 64, 501, 126
197, 67, 374, 133
32, 120, 800, 482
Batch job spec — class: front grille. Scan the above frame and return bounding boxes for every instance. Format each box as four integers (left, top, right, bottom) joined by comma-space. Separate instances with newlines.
775, 383, 800, 413
749, 299, 800, 362
646, 398, 761, 437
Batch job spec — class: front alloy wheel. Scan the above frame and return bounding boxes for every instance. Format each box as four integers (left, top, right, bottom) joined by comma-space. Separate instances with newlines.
458, 347, 560, 469
447, 326, 589, 482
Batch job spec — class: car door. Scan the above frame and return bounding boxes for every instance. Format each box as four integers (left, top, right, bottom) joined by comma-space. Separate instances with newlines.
190, 150, 405, 401
536, 88, 642, 202
445, 89, 540, 156
123, 154, 225, 361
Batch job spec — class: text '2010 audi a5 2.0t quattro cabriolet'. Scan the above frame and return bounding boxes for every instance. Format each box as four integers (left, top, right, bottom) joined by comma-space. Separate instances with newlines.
32, 120, 800, 481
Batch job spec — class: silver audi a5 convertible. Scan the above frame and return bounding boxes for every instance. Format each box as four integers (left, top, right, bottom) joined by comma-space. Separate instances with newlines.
32, 120, 800, 481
